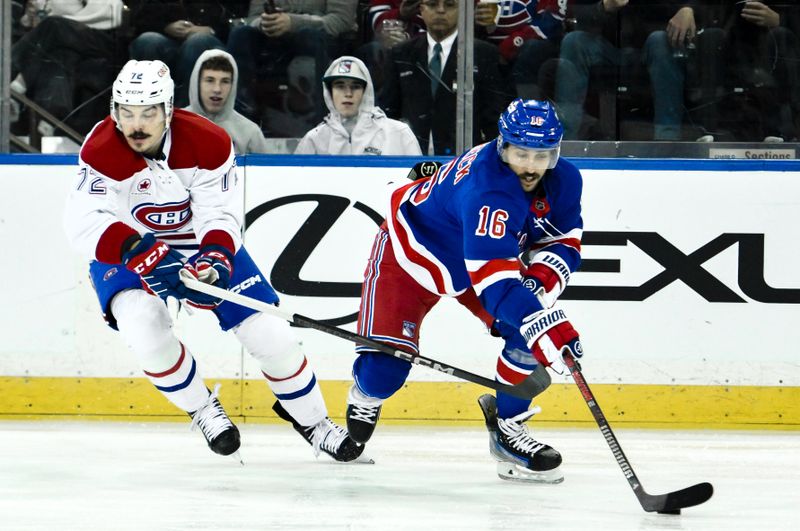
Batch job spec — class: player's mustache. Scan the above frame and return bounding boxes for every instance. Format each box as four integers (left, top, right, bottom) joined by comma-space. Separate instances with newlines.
129, 131, 150, 140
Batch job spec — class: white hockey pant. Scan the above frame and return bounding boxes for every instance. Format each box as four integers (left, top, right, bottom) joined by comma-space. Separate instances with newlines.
234, 312, 326, 426
111, 290, 208, 412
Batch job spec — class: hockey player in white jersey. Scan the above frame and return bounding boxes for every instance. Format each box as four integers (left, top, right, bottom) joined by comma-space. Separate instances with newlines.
63, 60, 363, 462
344, 99, 585, 482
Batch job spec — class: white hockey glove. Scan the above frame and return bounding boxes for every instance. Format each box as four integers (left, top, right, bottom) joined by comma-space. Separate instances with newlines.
519, 306, 583, 375
520, 250, 571, 309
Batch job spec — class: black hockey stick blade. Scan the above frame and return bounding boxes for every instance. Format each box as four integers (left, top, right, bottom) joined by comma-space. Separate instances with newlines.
180, 274, 537, 399
639, 482, 714, 513
562, 351, 714, 513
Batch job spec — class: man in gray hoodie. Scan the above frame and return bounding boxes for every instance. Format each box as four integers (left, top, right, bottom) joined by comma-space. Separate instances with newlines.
184, 49, 269, 154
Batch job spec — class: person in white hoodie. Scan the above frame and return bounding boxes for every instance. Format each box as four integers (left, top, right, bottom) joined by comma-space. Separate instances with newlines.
184, 49, 270, 154
295, 56, 422, 155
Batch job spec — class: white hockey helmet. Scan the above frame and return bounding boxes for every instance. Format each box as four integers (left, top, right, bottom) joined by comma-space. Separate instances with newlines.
110, 60, 174, 128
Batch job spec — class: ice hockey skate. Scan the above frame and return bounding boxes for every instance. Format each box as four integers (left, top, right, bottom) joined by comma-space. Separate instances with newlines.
190, 384, 241, 462
272, 401, 367, 463
477, 394, 563, 483
345, 384, 383, 444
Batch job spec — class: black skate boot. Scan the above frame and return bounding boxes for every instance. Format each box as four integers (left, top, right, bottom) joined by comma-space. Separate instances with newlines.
345, 384, 383, 444
477, 394, 563, 483
272, 401, 365, 462
190, 384, 241, 459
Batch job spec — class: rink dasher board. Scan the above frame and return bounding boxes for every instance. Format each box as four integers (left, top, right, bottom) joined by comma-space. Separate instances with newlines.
0, 155, 798, 426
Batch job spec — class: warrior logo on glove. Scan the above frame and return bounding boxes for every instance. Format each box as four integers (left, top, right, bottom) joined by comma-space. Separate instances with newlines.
519, 306, 582, 374
520, 308, 568, 344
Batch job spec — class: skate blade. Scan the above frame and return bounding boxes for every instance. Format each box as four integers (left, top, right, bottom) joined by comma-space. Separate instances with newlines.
496, 462, 563, 484
351, 452, 375, 465
228, 450, 244, 466
330, 451, 374, 465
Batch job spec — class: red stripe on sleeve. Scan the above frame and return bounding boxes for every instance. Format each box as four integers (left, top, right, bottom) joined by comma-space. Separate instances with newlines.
96, 221, 139, 264
468, 258, 519, 286
200, 230, 235, 257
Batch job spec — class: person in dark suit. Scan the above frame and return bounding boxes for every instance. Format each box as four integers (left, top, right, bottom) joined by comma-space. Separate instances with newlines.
378, 0, 509, 156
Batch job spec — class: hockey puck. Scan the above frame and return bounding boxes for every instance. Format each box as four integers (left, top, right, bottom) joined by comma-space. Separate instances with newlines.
657, 509, 681, 515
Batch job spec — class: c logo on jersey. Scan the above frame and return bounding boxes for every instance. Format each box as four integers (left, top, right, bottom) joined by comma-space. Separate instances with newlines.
132, 199, 192, 232
103, 267, 119, 281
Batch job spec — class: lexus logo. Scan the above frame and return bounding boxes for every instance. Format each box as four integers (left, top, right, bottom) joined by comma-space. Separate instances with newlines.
246, 194, 383, 325
246, 195, 799, 326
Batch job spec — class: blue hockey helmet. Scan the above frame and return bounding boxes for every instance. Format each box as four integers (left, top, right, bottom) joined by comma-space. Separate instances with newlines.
497, 99, 563, 169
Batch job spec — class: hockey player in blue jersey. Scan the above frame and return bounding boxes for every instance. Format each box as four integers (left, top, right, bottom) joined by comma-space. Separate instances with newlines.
344, 99, 585, 483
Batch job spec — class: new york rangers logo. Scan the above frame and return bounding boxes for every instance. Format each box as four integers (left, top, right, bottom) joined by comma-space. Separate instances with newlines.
132, 199, 192, 232
402, 320, 417, 338
337, 60, 354, 74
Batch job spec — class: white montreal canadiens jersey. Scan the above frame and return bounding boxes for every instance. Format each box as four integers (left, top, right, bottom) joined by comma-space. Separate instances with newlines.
386, 139, 583, 327
64, 109, 241, 263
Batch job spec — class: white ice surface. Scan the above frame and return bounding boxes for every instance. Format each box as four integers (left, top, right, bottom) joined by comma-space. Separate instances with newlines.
1, 422, 798, 530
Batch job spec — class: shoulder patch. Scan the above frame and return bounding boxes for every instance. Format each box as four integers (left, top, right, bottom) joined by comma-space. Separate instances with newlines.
168, 109, 233, 171
80, 118, 146, 181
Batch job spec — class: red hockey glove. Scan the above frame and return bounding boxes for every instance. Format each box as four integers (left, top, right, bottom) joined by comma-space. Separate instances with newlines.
520, 250, 570, 308
183, 245, 234, 309
123, 233, 189, 301
519, 307, 583, 374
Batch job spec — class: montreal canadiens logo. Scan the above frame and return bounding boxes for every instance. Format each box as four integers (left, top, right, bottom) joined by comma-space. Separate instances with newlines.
132, 199, 192, 231
103, 267, 118, 281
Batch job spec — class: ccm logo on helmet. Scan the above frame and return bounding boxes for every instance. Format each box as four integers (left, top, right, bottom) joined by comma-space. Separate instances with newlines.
132, 199, 192, 231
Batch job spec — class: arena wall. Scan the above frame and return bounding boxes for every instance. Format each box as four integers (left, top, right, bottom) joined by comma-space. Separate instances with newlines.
1, 154, 798, 429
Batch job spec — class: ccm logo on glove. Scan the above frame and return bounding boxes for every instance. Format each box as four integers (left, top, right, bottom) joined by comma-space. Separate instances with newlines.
127, 241, 170, 275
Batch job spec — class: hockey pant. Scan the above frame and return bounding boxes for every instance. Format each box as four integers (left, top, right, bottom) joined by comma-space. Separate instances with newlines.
95, 246, 326, 425
353, 230, 497, 400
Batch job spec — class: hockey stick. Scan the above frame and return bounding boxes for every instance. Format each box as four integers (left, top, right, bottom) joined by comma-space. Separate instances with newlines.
562, 351, 713, 514
180, 274, 537, 399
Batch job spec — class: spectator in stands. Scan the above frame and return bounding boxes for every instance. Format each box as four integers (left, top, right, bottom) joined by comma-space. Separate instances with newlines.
369, 0, 426, 37
554, 0, 698, 140
475, 0, 571, 100
699, 1, 800, 142
227, 1, 358, 137
355, 1, 427, 95
361, 1, 571, 102
380, 0, 508, 156
127, 1, 248, 107
295, 56, 422, 155
184, 50, 269, 154
10, 0, 126, 135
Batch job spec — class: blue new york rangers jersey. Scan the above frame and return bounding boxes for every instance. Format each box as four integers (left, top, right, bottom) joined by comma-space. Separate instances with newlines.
386, 139, 582, 328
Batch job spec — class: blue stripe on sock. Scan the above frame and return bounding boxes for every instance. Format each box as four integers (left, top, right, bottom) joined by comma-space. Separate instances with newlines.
274, 375, 317, 401
154, 358, 197, 393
